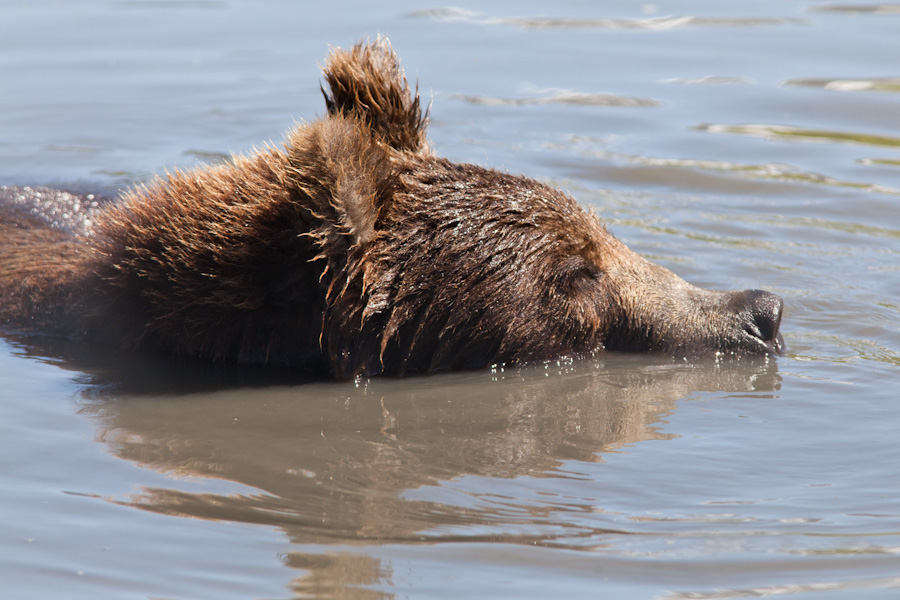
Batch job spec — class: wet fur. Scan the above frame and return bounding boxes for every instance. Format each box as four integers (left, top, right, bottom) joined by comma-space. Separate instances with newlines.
0, 40, 782, 378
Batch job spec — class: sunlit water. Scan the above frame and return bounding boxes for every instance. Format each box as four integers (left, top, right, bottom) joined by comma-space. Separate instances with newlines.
2, 1, 900, 598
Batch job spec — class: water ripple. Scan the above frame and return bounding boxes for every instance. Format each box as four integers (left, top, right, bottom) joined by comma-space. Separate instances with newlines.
663, 576, 900, 600
810, 4, 900, 15
408, 8, 806, 30
628, 155, 900, 194
784, 77, 900, 93
697, 123, 900, 149
661, 76, 755, 86
559, 141, 900, 195
450, 88, 659, 108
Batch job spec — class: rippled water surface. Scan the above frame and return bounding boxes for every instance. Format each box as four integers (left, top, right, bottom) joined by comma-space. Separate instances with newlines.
2, 1, 900, 598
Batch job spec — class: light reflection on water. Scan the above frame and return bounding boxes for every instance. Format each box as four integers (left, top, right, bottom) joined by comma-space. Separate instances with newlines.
2, 0, 900, 598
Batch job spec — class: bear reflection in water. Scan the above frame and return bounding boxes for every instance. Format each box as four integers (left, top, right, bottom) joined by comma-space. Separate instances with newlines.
50, 348, 778, 591
0, 39, 783, 378
42, 343, 779, 540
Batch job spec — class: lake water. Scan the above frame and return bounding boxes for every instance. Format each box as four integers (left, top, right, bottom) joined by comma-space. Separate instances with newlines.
2, 1, 900, 598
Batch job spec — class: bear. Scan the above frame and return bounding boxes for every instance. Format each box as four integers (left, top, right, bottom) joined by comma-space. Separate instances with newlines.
0, 39, 784, 379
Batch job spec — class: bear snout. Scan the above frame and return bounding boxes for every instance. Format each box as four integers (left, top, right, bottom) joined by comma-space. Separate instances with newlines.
733, 289, 785, 355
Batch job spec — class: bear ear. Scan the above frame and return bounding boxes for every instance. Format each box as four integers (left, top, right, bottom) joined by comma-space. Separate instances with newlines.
286, 114, 397, 248
321, 38, 429, 153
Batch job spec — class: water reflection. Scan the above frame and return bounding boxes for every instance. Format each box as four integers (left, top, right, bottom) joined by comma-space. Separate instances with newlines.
2, 333, 780, 596
1, 332, 783, 593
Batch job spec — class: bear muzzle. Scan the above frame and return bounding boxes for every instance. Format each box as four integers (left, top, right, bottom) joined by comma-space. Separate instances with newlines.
733, 289, 785, 355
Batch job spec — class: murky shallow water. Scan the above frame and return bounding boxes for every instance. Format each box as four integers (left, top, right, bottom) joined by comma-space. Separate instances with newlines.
2, 1, 900, 598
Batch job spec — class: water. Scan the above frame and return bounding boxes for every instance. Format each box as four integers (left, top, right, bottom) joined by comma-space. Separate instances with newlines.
2, 1, 900, 598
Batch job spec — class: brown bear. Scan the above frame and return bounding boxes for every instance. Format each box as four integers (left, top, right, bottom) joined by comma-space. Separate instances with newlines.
0, 39, 784, 379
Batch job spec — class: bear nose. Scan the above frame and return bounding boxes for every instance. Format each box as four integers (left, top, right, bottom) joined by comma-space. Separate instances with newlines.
734, 289, 785, 355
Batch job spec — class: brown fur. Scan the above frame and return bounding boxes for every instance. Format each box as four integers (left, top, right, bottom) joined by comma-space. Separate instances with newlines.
0, 39, 784, 378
